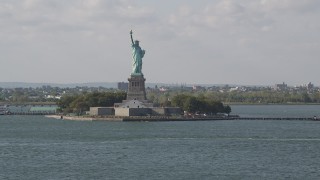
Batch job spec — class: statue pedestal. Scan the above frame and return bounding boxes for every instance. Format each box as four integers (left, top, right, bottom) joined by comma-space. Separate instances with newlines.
127, 74, 147, 101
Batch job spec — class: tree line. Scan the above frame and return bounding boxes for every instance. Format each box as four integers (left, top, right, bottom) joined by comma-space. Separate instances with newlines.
57, 91, 126, 114
204, 91, 320, 104
57, 91, 231, 115
147, 90, 320, 105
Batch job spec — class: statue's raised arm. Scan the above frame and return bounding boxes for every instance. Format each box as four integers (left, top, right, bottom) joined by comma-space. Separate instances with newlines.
130, 30, 134, 45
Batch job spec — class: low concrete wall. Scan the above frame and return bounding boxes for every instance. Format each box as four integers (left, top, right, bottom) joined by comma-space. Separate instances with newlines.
129, 108, 151, 116
114, 107, 182, 116
166, 107, 182, 115
115, 108, 130, 116
90, 107, 114, 116
115, 108, 152, 116
45, 115, 123, 121
151, 108, 167, 115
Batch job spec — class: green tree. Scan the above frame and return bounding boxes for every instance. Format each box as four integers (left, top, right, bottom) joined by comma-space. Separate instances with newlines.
171, 93, 231, 114
224, 105, 231, 115
57, 91, 126, 114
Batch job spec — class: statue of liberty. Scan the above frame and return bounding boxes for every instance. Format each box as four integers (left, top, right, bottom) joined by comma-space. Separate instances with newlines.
130, 30, 145, 75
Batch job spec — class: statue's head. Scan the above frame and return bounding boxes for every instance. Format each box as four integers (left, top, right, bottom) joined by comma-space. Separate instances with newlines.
134, 40, 139, 45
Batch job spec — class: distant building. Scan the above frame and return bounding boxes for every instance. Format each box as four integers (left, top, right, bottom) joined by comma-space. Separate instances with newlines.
117, 82, 128, 91
295, 82, 314, 91
193, 85, 205, 91
45, 95, 61, 100
229, 87, 239, 92
274, 82, 287, 91
307, 82, 314, 90
159, 87, 168, 92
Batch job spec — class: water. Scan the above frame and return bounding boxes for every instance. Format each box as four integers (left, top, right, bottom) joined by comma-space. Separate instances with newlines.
1, 105, 320, 179
231, 104, 320, 118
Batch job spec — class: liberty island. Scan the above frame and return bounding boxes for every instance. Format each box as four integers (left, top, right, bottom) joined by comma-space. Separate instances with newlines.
46, 30, 232, 121
111, 30, 181, 118
51, 31, 183, 120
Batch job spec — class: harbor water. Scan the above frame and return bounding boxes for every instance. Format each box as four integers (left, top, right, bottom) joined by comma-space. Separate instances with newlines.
1, 105, 320, 179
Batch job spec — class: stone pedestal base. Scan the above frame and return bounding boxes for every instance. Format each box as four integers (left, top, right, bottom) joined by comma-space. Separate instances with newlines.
127, 74, 147, 101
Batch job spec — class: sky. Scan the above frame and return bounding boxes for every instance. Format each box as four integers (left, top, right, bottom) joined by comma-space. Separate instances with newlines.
0, 0, 319, 86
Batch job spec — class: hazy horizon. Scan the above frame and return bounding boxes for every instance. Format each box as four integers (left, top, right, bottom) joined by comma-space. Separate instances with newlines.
1, 0, 319, 85
0, 81, 316, 89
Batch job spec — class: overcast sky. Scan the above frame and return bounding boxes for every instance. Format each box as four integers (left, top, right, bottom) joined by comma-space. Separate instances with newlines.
0, 0, 319, 86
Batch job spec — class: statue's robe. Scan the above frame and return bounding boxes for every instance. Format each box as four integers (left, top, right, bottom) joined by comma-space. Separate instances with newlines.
132, 44, 145, 74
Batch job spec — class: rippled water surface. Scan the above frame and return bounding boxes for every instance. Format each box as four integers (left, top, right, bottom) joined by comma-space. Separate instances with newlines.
1, 105, 320, 179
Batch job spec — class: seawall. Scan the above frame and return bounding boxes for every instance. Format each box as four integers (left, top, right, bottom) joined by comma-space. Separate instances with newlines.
45, 115, 235, 122
45, 115, 319, 122
45, 115, 123, 121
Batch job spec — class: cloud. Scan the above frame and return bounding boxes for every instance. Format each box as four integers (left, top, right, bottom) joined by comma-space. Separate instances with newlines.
155, 0, 320, 84
0, 0, 156, 38
0, 0, 319, 85
260, 0, 320, 13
